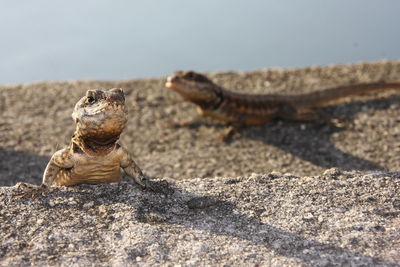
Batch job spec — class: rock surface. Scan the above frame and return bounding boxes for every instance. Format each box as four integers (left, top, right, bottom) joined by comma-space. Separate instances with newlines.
1, 61, 400, 266
1, 169, 399, 266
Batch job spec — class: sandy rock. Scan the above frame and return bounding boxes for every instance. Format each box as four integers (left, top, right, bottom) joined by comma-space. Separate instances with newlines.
0, 169, 399, 266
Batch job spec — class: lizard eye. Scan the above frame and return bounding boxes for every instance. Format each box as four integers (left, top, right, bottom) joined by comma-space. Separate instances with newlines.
185, 71, 195, 80
87, 96, 96, 104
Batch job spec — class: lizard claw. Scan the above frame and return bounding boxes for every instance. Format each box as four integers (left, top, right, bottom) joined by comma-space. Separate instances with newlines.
140, 175, 161, 192
132, 172, 154, 189
135, 174, 149, 188
12, 183, 49, 200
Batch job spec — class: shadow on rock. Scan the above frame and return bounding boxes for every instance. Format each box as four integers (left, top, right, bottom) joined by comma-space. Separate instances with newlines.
241, 96, 400, 171
135, 182, 394, 266
0, 148, 48, 186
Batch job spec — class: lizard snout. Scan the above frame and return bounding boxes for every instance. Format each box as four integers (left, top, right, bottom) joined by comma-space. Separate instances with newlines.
166, 75, 180, 89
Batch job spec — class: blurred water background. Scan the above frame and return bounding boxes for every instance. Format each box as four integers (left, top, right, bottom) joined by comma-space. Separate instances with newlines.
1, 0, 399, 84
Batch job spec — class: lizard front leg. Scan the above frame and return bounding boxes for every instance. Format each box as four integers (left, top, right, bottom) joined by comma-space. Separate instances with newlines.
219, 117, 245, 143
13, 148, 74, 199
120, 147, 148, 188
220, 125, 239, 142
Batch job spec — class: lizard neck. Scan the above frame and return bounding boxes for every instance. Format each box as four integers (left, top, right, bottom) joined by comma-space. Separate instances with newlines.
71, 132, 118, 155
193, 86, 224, 110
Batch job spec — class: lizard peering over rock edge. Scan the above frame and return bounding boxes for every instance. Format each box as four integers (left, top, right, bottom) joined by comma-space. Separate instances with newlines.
13, 88, 150, 198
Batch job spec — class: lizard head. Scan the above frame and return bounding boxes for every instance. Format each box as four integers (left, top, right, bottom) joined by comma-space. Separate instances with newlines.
72, 88, 128, 144
166, 71, 221, 106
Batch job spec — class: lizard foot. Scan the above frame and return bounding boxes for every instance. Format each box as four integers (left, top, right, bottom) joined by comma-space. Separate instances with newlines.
12, 183, 49, 199
219, 126, 240, 143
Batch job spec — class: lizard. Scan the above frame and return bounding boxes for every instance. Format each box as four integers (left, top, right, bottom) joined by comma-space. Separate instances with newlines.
165, 71, 400, 141
13, 88, 150, 199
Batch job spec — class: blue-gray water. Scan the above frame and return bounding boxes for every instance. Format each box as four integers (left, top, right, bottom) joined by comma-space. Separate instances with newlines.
1, 0, 399, 85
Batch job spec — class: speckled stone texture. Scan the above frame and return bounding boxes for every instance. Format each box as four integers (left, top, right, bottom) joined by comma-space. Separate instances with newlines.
1, 170, 399, 266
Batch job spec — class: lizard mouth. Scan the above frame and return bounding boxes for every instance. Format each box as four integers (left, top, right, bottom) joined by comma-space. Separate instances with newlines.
165, 75, 180, 89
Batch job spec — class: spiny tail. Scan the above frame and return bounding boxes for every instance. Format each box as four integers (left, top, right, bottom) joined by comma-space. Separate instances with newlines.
288, 82, 400, 109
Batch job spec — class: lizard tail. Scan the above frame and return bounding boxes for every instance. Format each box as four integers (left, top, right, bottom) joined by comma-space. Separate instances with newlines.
290, 82, 400, 109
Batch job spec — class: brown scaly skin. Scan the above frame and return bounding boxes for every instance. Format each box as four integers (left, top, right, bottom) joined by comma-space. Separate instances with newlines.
166, 71, 400, 140
13, 88, 149, 199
